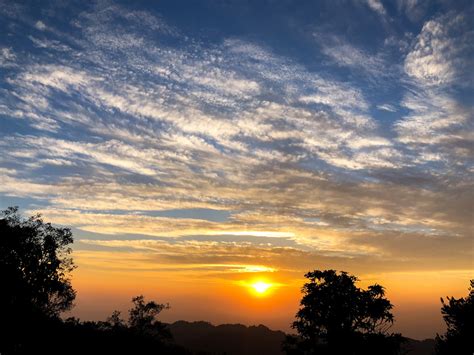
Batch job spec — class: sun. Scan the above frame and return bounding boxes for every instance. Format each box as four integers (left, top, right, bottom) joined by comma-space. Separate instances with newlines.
240, 279, 280, 297
251, 281, 272, 294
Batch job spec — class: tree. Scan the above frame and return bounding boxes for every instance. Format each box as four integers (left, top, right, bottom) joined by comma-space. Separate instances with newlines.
128, 295, 171, 340
106, 310, 126, 329
0, 207, 76, 316
284, 270, 403, 355
435, 280, 474, 355
0, 207, 76, 352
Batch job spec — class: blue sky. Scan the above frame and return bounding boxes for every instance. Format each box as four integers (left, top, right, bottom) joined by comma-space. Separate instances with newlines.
0, 0, 473, 338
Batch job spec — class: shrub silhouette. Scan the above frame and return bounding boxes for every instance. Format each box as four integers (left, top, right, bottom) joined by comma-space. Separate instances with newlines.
284, 270, 404, 355
435, 279, 474, 354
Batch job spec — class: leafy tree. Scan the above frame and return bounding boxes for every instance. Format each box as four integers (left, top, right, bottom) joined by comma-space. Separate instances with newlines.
0, 207, 76, 352
0, 207, 76, 316
435, 280, 474, 355
284, 270, 403, 355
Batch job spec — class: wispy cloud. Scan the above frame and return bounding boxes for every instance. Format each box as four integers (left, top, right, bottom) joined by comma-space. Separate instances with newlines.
312, 33, 393, 81
0, 47, 16, 67
0, 0, 472, 282
377, 104, 397, 112
396, 10, 473, 171
365, 0, 387, 17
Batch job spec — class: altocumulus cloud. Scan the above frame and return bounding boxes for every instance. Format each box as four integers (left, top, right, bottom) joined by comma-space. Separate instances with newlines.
0, 0, 472, 276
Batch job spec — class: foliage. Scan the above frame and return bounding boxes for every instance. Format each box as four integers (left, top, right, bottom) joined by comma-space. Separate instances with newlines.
56, 296, 180, 355
435, 279, 474, 355
0, 207, 76, 353
0, 206, 76, 318
128, 295, 171, 339
284, 270, 404, 355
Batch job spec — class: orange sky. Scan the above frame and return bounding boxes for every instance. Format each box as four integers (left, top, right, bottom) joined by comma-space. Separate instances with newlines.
67, 249, 471, 339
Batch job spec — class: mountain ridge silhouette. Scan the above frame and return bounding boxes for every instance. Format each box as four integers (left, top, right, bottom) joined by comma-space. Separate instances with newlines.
166, 320, 435, 355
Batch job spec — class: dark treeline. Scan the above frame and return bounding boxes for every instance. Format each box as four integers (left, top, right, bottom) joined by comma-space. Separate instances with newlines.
1, 208, 472, 354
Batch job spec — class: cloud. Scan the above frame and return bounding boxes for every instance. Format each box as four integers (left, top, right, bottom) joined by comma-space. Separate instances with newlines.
312, 33, 394, 81
377, 104, 397, 112
0, 47, 16, 67
397, 0, 430, 22
4, 20, 397, 171
396, 90, 470, 145
34, 20, 47, 31
28, 36, 72, 52
0, 169, 56, 197
396, 10, 473, 169
365, 0, 387, 17
404, 12, 473, 86
0, 0, 472, 280
74, 227, 473, 276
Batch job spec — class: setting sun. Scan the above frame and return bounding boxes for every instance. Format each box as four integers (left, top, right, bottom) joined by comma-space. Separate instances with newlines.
251, 281, 272, 294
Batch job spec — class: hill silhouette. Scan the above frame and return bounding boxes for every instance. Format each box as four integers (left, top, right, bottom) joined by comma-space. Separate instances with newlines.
168, 321, 286, 355
402, 338, 436, 355
166, 321, 435, 355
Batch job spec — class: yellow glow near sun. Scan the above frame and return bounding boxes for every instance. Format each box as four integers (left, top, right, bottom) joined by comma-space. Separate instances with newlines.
238, 279, 282, 297
251, 281, 272, 294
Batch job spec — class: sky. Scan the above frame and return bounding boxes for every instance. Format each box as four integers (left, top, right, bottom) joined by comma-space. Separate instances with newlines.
0, 0, 473, 340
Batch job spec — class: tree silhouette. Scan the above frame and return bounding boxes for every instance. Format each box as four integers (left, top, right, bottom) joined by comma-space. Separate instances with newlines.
0, 207, 76, 353
284, 270, 403, 355
435, 279, 474, 354
107, 310, 126, 329
128, 295, 171, 340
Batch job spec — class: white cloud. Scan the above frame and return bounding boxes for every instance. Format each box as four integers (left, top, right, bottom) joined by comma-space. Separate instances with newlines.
349, 136, 392, 149
396, 90, 469, 145
0, 170, 55, 197
404, 12, 471, 86
397, 11, 473, 166
313, 34, 391, 80
0, 47, 16, 67
19, 65, 93, 91
299, 80, 369, 112
5, 21, 398, 171
35, 20, 47, 31
377, 104, 397, 112
365, 0, 387, 17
